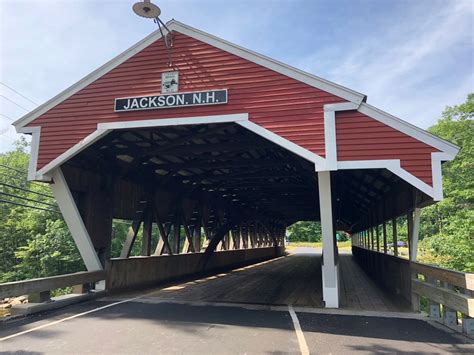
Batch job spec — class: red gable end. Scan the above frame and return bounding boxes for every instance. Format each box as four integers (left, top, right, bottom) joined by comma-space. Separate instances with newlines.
27, 32, 347, 170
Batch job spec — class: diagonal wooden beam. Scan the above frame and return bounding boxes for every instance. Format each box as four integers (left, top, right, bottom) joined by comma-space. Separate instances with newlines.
120, 199, 148, 258
198, 218, 238, 271
153, 210, 173, 255
181, 216, 196, 253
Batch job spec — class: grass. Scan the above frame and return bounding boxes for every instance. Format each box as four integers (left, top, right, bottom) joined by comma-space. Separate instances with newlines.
286, 240, 352, 251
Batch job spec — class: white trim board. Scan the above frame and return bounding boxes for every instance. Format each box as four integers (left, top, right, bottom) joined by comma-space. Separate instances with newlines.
17, 126, 41, 181
337, 160, 436, 200
13, 20, 365, 131
324, 102, 361, 170
33, 113, 328, 179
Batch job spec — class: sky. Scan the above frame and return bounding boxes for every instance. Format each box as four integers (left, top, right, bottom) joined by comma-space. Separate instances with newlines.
0, 0, 472, 153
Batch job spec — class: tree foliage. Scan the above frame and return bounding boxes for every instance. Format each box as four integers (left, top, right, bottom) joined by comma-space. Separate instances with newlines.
287, 221, 321, 242
418, 93, 474, 272
0, 139, 83, 282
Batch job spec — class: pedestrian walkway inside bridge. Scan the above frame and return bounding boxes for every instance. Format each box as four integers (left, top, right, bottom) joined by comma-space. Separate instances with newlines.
2, 249, 471, 354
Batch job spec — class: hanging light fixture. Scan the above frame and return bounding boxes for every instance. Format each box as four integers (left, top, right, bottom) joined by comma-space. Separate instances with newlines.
132, 0, 173, 67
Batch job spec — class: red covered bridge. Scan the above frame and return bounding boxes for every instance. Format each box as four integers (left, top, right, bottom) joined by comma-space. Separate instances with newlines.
6, 20, 470, 320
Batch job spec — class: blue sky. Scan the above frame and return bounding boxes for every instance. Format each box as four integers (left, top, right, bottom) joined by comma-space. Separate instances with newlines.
0, 0, 472, 153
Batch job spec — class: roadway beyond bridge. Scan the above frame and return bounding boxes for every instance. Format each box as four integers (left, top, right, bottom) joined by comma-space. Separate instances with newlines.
1, 249, 472, 354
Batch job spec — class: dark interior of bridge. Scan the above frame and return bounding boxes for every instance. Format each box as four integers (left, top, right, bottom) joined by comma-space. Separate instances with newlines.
64, 122, 431, 233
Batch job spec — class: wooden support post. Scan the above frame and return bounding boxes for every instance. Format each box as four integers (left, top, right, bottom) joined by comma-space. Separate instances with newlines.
193, 218, 202, 253
141, 208, 152, 256
382, 221, 387, 254
392, 218, 398, 257
410, 208, 421, 261
375, 225, 380, 252
172, 214, 181, 254
370, 227, 374, 250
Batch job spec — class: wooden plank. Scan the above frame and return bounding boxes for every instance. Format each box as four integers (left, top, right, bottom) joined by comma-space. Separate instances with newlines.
392, 218, 398, 256
153, 210, 173, 255
182, 218, 195, 253
0, 271, 105, 299
412, 279, 474, 317
412, 262, 474, 290
141, 208, 152, 256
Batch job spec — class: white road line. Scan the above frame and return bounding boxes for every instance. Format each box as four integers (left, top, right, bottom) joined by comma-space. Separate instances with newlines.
0, 295, 142, 342
288, 305, 310, 355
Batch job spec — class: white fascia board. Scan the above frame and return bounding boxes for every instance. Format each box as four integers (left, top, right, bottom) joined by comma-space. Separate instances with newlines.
237, 120, 326, 170
338, 159, 435, 198
170, 21, 366, 105
17, 126, 42, 181
14, 20, 366, 131
36, 113, 251, 177
13, 28, 166, 130
431, 152, 453, 201
50, 168, 103, 271
323, 102, 361, 171
98, 113, 248, 130
358, 103, 459, 157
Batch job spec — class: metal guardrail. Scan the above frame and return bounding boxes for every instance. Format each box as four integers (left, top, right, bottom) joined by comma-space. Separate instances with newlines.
0, 271, 106, 300
411, 262, 474, 335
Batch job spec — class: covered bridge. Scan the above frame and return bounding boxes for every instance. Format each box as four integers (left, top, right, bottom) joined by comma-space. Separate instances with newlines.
13, 20, 458, 308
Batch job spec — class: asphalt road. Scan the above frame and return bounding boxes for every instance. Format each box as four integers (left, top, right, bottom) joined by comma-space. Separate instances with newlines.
1, 250, 473, 354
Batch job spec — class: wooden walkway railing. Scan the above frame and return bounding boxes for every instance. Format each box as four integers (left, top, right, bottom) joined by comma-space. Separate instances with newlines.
411, 262, 473, 334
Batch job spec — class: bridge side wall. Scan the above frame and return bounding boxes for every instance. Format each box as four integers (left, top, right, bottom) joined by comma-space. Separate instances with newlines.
351, 246, 412, 307
106, 246, 285, 291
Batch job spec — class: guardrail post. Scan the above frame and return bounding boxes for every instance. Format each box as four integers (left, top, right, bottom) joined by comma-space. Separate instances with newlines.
28, 291, 51, 303
462, 315, 474, 335
426, 277, 441, 319
443, 307, 457, 326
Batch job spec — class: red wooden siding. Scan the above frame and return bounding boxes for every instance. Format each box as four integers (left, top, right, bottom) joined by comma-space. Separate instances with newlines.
336, 111, 438, 185
28, 32, 347, 169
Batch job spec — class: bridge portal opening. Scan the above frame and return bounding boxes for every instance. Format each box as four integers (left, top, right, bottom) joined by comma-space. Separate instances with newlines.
51, 121, 431, 308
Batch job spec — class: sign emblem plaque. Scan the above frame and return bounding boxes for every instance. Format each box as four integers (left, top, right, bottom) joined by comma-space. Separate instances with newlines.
161, 71, 179, 93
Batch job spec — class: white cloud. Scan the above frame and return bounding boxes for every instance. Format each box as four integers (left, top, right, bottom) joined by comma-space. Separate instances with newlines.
295, 0, 473, 128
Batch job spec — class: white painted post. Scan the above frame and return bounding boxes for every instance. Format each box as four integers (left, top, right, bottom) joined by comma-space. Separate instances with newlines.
50, 168, 103, 271
318, 171, 339, 308
408, 208, 421, 261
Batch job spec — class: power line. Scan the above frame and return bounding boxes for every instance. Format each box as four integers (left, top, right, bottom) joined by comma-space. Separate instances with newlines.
0, 113, 15, 122
0, 95, 29, 112
0, 82, 39, 106
0, 191, 58, 208
0, 163, 28, 175
0, 182, 54, 199
0, 198, 60, 214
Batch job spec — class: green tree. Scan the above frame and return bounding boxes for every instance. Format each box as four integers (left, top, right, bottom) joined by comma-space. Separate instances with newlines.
418, 93, 474, 272
14, 219, 84, 279
287, 221, 321, 242
0, 139, 84, 282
